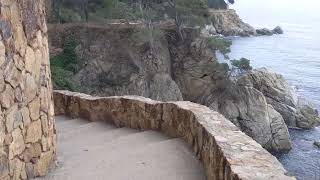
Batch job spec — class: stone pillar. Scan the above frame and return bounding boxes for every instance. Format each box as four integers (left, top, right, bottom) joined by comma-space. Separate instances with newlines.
0, 1, 56, 179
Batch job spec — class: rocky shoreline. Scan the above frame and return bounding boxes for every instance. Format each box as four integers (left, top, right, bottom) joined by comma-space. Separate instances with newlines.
205, 9, 284, 37
48, 9, 319, 153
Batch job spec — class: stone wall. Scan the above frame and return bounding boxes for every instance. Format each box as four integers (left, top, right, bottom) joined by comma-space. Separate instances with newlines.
54, 90, 295, 180
0, 1, 56, 179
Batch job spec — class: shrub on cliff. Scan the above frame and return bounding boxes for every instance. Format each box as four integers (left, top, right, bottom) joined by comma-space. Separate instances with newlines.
50, 39, 80, 91
207, 36, 232, 58
231, 58, 253, 75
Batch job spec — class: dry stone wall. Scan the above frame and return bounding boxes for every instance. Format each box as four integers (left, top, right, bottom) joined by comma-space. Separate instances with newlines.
54, 90, 295, 180
0, 1, 56, 179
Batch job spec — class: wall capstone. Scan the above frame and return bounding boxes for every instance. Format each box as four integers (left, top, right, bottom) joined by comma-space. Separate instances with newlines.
54, 90, 295, 180
0, 1, 56, 179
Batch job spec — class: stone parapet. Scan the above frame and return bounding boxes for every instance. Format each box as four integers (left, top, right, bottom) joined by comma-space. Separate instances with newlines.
54, 90, 295, 180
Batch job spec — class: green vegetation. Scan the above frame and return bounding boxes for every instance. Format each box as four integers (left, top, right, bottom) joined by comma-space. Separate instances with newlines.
207, 36, 232, 57
50, 39, 80, 91
208, 0, 235, 9
231, 58, 253, 74
52, 0, 234, 23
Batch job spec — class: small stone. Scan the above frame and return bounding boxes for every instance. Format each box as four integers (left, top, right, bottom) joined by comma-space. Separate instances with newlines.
40, 113, 48, 136
33, 49, 42, 82
15, 87, 23, 102
20, 164, 28, 180
314, 141, 320, 148
25, 163, 34, 179
9, 158, 23, 179
0, 70, 5, 92
5, 105, 23, 132
13, 54, 25, 71
0, 40, 5, 67
40, 87, 49, 112
0, 84, 14, 109
21, 107, 31, 126
41, 137, 48, 151
29, 97, 40, 121
24, 73, 37, 103
25, 46, 35, 73
21, 143, 42, 162
0, 148, 9, 179
25, 120, 42, 143
0, 119, 5, 146
9, 128, 25, 159
4, 63, 22, 88
4, 134, 13, 145
34, 150, 53, 176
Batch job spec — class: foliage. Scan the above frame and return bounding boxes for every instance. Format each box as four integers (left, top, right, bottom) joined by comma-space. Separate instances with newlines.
90, 0, 143, 20
208, 0, 235, 9
52, 0, 237, 23
50, 39, 80, 91
231, 58, 253, 73
60, 7, 82, 23
207, 36, 232, 57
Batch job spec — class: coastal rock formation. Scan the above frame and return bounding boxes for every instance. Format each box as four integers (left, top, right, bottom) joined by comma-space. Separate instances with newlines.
256, 26, 284, 36
208, 9, 284, 37
48, 23, 298, 152
209, 9, 256, 37
0, 0, 56, 179
216, 83, 292, 152
237, 68, 320, 129
273, 26, 284, 34
314, 141, 320, 148
256, 28, 274, 36
53, 90, 295, 180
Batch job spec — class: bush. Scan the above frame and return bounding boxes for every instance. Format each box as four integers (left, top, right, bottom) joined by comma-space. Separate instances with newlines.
207, 36, 232, 57
50, 39, 80, 91
60, 8, 82, 23
231, 58, 253, 74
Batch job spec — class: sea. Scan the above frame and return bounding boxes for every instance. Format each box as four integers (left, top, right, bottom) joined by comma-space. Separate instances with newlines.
229, 0, 320, 179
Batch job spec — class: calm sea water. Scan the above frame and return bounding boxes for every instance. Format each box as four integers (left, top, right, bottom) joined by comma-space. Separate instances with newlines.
229, 0, 320, 179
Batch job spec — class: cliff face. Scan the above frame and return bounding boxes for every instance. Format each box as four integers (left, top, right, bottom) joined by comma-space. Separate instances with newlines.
49, 23, 183, 102
0, 1, 56, 179
48, 22, 298, 153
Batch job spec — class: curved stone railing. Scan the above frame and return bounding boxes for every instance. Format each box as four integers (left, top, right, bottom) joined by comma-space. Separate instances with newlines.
53, 90, 295, 180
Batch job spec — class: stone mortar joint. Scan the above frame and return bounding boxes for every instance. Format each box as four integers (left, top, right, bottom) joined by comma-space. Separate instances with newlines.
53, 90, 295, 180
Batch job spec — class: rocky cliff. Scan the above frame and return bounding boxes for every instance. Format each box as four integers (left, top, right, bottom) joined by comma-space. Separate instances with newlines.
48, 22, 319, 153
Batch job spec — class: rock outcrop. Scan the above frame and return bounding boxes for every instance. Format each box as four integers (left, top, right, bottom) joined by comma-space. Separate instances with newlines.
314, 141, 320, 148
208, 9, 284, 37
48, 23, 301, 152
256, 26, 284, 36
48, 22, 319, 152
53, 90, 295, 180
209, 9, 256, 37
49, 23, 183, 102
215, 83, 292, 152
237, 68, 320, 129
0, 1, 56, 179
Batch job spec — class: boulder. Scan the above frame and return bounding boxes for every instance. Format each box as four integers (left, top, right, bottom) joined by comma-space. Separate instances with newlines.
238, 68, 320, 129
314, 141, 320, 148
267, 105, 292, 152
256, 28, 273, 36
218, 85, 292, 152
273, 26, 284, 34
296, 99, 320, 129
